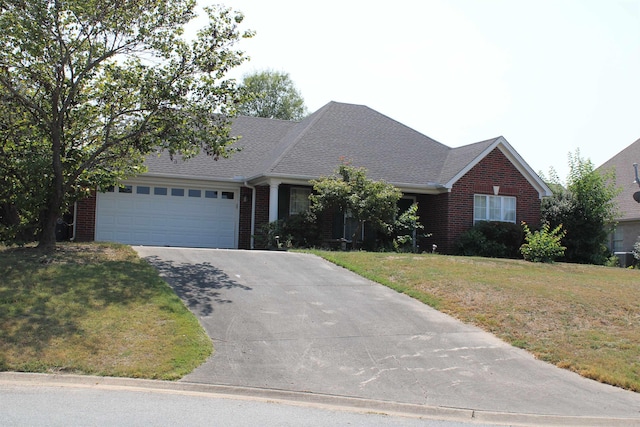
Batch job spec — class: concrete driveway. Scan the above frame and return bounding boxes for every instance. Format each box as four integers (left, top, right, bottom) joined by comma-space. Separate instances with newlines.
134, 247, 640, 421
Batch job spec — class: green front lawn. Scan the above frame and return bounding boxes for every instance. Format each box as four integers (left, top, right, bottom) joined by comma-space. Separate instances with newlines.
311, 250, 640, 392
0, 243, 211, 380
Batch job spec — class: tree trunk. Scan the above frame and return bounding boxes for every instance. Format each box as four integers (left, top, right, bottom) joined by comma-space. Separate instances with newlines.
38, 207, 58, 252
38, 88, 64, 252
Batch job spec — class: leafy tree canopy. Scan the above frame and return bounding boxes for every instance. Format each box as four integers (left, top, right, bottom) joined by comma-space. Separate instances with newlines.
0, 0, 253, 249
309, 162, 401, 249
541, 149, 620, 264
238, 69, 307, 120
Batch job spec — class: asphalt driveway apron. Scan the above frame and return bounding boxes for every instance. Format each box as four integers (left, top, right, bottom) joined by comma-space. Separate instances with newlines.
134, 247, 640, 419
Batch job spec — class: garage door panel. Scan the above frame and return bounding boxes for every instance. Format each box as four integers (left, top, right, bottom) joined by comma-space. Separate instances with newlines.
96, 183, 238, 248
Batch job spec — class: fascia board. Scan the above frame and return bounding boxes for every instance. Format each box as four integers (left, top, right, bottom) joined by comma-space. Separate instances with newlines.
137, 172, 244, 187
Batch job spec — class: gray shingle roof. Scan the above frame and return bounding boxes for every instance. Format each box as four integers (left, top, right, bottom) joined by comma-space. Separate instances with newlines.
598, 138, 640, 221
439, 137, 501, 184
143, 101, 540, 192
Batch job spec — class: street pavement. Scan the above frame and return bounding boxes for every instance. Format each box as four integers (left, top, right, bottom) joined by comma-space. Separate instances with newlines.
131, 247, 640, 425
1, 375, 487, 427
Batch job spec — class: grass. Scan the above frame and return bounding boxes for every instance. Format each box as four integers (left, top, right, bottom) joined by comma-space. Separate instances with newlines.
0, 242, 212, 380
310, 250, 640, 392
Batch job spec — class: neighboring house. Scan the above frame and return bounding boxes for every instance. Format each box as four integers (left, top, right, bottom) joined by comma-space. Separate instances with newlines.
598, 137, 640, 258
74, 101, 551, 253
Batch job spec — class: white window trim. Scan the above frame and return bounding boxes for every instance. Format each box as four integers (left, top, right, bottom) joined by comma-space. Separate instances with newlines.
474, 194, 517, 224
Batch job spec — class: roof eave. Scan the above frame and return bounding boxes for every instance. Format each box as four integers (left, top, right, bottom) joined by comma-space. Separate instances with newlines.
245, 173, 448, 194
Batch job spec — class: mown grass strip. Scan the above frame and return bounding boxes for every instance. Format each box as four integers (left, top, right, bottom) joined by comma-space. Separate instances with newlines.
0, 243, 212, 380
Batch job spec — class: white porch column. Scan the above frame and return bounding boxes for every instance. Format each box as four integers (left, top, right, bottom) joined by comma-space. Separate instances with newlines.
268, 180, 281, 223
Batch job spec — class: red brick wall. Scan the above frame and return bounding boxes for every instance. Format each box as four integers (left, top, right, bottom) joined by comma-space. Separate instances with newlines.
238, 187, 253, 249
419, 193, 449, 253
437, 147, 541, 253
254, 184, 270, 232
75, 191, 96, 241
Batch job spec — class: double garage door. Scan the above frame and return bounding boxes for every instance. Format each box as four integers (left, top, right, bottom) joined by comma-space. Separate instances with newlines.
95, 182, 238, 248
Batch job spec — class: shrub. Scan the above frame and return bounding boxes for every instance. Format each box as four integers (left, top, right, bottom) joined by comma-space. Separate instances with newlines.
253, 212, 321, 250
455, 221, 524, 258
520, 222, 566, 263
632, 238, 640, 268
392, 203, 428, 253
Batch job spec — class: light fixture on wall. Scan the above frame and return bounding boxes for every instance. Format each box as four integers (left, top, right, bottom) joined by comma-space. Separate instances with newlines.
493, 185, 500, 196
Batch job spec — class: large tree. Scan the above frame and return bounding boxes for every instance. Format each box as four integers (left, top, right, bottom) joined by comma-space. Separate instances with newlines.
237, 70, 307, 120
310, 163, 401, 249
0, 0, 253, 249
542, 150, 620, 264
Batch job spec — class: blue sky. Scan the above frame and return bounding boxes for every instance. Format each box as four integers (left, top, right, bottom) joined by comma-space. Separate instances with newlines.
197, 0, 640, 181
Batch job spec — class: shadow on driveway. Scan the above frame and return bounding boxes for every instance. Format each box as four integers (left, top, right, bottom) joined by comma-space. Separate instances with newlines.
144, 256, 252, 316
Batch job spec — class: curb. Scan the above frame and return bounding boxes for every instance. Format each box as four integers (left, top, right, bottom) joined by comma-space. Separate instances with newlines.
1, 372, 638, 426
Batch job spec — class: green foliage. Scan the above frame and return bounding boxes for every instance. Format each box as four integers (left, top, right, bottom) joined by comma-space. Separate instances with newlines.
310, 162, 402, 249
0, 0, 253, 248
238, 69, 308, 120
632, 238, 640, 267
455, 221, 524, 258
392, 203, 427, 252
520, 222, 567, 263
253, 212, 321, 250
541, 150, 620, 264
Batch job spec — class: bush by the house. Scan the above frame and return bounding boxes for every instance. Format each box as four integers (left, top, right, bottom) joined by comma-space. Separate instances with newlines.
392, 203, 428, 253
455, 221, 524, 258
520, 222, 566, 263
632, 238, 640, 267
253, 212, 321, 250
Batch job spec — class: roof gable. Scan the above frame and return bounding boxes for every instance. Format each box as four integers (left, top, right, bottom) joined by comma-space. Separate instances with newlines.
442, 136, 552, 198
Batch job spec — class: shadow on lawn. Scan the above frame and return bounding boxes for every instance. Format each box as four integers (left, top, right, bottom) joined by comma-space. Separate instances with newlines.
0, 256, 164, 355
143, 256, 252, 317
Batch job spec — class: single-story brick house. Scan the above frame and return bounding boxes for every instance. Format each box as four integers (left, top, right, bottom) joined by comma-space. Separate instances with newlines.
598, 137, 640, 259
74, 101, 551, 253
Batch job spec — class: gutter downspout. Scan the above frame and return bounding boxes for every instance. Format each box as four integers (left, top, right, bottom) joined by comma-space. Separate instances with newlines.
244, 181, 256, 249
70, 201, 78, 241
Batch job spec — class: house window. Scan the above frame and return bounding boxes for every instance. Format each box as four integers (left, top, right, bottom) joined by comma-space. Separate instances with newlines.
154, 187, 167, 196
205, 190, 218, 199
221, 191, 234, 200
136, 186, 150, 195
612, 228, 624, 252
171, 188, 184, 197
474, 194, 516, 223
188, 189, 201, 198
289, 187, 311, 215
119, 185, 133, 194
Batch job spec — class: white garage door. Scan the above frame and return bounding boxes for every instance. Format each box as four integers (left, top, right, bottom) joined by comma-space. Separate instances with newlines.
95, 182, 237, 248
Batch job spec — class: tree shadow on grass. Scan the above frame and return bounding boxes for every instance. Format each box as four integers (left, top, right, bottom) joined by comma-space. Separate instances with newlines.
143, 256, 252, 317
0, 256, 168, 356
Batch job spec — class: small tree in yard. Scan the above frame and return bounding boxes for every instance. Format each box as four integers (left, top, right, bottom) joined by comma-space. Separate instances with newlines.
310, 163, 402, 249
393, 203, 427, 252
541, 150, 620, 264
0, 1, 253, 250
520, 222, 566, 263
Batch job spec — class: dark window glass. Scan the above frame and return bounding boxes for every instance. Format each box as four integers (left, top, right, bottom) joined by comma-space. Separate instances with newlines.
119, 185, 133, 194
171, 188, 184, 197
205, 190, 218, 199
221, 191, 234, 200
136, 186, 150, 195
188, 189, 202, 198
154, 187, 167, 196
